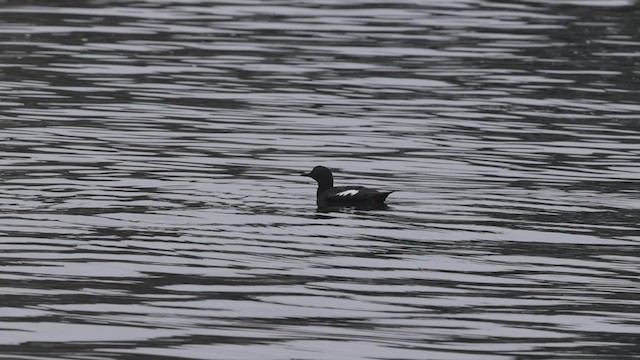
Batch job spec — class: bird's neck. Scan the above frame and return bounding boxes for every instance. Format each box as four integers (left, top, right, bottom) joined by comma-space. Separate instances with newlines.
317, 179, 333, 193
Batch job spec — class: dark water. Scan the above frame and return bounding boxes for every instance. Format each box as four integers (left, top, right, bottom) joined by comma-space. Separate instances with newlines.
1, 0, 639, 359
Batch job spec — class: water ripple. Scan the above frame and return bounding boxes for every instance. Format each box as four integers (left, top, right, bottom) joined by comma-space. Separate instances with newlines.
0, 0, 639, 359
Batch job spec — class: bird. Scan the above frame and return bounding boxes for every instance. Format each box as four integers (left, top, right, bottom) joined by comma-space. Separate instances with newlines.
301, 166, 393, 207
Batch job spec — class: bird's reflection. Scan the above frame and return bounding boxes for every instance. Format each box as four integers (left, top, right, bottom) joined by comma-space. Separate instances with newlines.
316, 203, 391, 213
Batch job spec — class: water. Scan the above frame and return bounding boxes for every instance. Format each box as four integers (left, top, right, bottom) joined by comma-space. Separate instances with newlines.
1, 0, 639, 359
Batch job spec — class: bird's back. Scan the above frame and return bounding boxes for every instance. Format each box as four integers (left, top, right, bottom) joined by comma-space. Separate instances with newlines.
320, 186, 393, 206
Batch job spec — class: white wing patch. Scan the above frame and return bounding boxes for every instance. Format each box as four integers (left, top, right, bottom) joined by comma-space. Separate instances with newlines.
336, 189, 359, 197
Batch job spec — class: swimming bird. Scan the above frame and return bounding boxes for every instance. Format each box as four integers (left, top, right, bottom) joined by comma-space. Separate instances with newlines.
301, 166, 393, 207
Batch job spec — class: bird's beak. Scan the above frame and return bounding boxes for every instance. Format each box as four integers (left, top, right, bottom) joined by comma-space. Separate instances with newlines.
300, 172, 310, 177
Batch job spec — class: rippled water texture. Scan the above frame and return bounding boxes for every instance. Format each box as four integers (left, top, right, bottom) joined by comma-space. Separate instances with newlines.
1, 0, 639, 359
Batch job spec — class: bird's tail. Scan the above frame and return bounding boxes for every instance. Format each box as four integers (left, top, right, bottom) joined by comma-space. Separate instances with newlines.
375, 191, 393, 202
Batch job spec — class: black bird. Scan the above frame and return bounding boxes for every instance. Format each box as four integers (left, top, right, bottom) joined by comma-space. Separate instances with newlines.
301, 166, 393, 207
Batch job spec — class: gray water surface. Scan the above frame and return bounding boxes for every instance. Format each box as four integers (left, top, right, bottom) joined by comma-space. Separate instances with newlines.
1, 0, 639, 359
